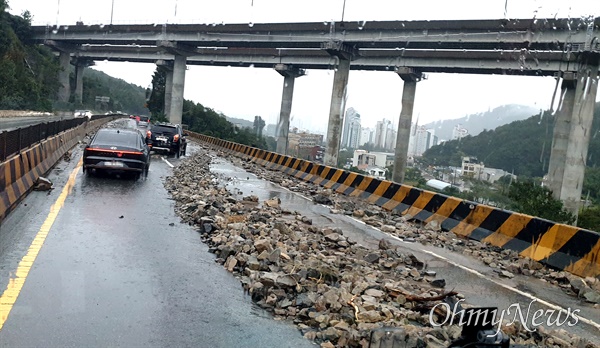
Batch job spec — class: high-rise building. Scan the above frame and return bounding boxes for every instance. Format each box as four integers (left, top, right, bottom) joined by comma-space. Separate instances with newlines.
385, 128, 397, 150
375, 119, 392, 149
359, 127, 374, 146
342, 107, 361, 149
409, 124, 437, 156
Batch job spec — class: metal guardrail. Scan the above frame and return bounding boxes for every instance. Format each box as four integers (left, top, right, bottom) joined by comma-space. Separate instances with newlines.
0, 114, 117, 162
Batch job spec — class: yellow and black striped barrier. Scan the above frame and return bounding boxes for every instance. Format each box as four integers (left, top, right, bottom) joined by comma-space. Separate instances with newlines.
0, 117, 116, 223
190, 132, 600, 278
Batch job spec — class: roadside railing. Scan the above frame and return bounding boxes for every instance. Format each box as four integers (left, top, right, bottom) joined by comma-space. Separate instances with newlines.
0, 114, 116, 162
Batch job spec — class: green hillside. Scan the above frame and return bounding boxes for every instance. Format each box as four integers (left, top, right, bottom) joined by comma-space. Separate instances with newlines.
0, 2, 148, 115
76, 68, 149, 115
0, 2, 59, 111
422, 103, 600, 178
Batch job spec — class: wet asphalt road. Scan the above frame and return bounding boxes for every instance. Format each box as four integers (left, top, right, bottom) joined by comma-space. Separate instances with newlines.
0, 122, 313, 347
0, 119, 598, 346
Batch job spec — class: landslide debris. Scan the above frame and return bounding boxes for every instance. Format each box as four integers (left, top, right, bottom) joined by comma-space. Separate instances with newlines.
164, 147, 598, 348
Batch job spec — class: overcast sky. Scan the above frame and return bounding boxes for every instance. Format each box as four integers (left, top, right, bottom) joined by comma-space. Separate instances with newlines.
8, 0, 600, 133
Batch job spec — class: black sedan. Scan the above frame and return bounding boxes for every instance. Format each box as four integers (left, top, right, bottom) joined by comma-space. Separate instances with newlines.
83, 128, 151, 178
145, 123, 187, 158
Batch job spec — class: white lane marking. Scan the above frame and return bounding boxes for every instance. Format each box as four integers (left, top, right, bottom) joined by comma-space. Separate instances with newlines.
240, 170, 600, 331
161, 156, 174, 168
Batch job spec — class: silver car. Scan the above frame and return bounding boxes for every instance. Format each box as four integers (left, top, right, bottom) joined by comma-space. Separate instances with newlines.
138, 116, 150, 127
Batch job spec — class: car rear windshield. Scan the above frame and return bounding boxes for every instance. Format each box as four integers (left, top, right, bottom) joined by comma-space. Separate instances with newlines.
139, 116, 149, 121
92, 130, 140, 147
151, 125, 177, 134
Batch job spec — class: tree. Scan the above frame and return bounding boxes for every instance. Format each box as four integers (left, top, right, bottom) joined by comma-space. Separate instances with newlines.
507, 180, 574, 224
577, 206, 600, 232
146, 66, 167, 119
0, 6, 59, 111
443, 186, 460, 196
337, 149, 354, 168
583, 167, 600, 203
348, 166, 365, 174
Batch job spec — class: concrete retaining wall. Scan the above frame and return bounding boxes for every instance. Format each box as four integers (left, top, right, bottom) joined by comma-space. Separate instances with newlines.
190, 132, 600, 278
0, 117, 116, 223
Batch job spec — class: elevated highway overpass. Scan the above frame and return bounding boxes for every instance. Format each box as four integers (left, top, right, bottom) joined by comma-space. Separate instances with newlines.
31, 17, 600, 216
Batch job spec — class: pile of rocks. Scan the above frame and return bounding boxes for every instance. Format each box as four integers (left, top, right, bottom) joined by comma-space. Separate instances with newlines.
164, 148, 598, 348
220, 151, 600, 306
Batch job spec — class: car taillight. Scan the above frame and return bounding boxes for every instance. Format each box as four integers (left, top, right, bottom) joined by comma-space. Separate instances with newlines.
146, 130, 152, 138
174, 134, 180, 142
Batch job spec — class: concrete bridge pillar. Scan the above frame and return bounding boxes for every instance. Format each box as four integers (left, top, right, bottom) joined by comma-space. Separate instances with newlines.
72, 58, 94, 105
168, 55, 186, 125
57, 52, 71, 103
392, 67, 424, 183
548, 56, 600, 218
321, 41, 357, 167
275, 64, 305, 155
74, 64, 85, 104
323, 57, 350, 167
547, 75, 576, 201
164, 68, 174, 119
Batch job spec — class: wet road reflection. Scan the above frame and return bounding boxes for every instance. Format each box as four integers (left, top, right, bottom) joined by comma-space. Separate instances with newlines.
0, 129, 313, 348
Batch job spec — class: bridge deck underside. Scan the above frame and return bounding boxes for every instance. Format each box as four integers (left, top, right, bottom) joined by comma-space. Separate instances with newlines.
33, 17, 599, 75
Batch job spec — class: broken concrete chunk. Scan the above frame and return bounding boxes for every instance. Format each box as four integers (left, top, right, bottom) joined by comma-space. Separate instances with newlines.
33, 177, 53, 191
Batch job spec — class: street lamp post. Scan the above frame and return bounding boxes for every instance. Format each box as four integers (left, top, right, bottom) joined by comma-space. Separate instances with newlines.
56, 0, 60, 26
110, 0, 115, 25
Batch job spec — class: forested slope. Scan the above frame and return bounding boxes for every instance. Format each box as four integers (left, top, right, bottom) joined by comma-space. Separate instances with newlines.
422, 103, 600, 178
0, 1, 58, 111
0, 1, 148, 115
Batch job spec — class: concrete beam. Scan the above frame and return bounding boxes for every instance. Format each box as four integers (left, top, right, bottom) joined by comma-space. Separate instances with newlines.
320, 41, 359, 61
70, 49, 575, 76
168, 55, 186, 125
274, 64, 305, 155
393, 67, 424, 183
324, 58, 350, 167
44, 39, 79, 53
157, 40, 198, 56
74, 45, 580, 63
32, 17, 600, 52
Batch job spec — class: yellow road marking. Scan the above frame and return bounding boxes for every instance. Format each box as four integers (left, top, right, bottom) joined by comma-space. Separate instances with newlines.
0, 158, 82, 331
